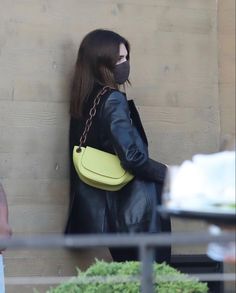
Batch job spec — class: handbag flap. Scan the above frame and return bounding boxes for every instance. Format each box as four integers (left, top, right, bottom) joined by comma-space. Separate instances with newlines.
81, 147, 126, 179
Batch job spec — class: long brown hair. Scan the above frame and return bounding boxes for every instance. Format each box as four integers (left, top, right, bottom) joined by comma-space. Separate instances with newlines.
70, 29, 130, 118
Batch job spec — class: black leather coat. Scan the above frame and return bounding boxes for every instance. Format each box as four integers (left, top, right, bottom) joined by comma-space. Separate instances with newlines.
65, 86, 169, 235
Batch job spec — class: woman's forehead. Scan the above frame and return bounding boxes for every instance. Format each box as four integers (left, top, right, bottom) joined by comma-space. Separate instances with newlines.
119, 43, 128, 55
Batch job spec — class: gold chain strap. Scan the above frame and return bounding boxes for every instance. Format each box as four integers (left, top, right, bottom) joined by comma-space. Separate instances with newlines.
77, 86, 110, 152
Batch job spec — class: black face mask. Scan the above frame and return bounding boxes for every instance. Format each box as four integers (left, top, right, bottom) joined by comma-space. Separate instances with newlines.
114, 60, 130, 85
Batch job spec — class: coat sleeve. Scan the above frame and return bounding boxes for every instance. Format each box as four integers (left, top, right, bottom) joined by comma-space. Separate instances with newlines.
102, 91, 167, 183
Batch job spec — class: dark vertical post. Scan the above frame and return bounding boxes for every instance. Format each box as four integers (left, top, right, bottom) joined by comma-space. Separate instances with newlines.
140, 245, 155, 293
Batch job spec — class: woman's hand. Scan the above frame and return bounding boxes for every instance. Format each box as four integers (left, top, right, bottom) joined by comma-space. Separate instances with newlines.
0, 220, 12, 237
0, 183, 12, 252
0, 220, 12, 252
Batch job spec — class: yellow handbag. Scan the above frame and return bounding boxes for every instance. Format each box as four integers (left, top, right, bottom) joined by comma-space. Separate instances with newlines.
73, 146, 134, 191
73, 87, 134, 191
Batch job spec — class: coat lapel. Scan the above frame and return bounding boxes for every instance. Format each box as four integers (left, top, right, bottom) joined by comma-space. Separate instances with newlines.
128, 99, 148, 146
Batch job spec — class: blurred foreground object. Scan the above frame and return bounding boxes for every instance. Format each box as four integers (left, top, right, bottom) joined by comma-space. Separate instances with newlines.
165, 151, 235, 214
0, 255, 4, 293
163, 151, 235, 262
207, 225, 235, 263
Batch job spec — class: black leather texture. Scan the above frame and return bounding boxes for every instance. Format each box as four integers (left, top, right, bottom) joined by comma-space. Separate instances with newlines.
65, 86, 169, 237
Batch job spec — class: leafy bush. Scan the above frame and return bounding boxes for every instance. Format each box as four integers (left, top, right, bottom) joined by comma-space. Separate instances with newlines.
45, 260, 208, 293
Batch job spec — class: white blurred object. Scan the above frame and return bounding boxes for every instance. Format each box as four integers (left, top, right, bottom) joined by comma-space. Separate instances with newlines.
165, 151, 235, 212
207, 225, 236, 262
207, 242, 236, 262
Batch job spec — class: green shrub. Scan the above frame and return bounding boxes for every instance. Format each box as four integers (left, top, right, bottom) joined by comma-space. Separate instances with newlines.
45, 260, 208, 293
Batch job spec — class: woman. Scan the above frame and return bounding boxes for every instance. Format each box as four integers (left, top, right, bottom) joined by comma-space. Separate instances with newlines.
0, 183, 12, 293
65, 29, 171, 262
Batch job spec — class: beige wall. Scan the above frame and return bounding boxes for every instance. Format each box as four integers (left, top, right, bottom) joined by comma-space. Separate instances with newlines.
218, 0, 235, 140
0, 0, 234, 292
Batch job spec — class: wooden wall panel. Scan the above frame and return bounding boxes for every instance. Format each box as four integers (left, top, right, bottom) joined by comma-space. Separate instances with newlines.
218, 0, 235, 138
